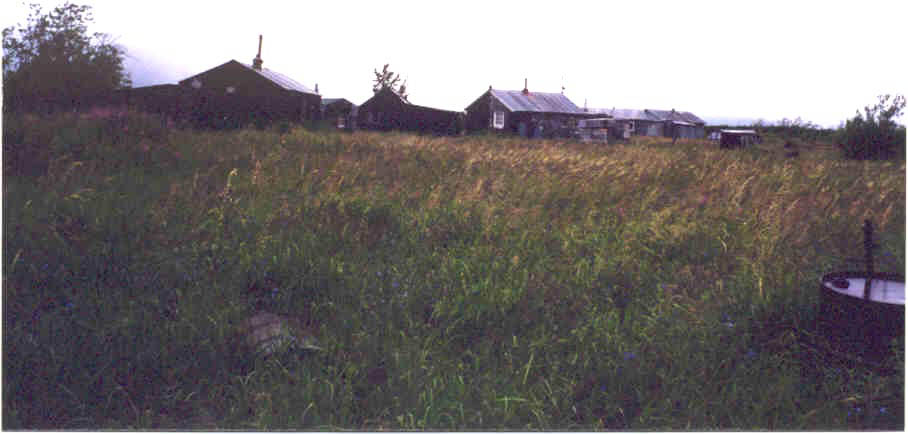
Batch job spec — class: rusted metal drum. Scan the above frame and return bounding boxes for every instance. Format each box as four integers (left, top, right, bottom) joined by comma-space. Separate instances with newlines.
818, 271, 904, 360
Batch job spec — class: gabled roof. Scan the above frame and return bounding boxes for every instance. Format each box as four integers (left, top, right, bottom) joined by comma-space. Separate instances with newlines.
321, 98, 357, 107
586, 108, 647, 120
179, 60, 318, 95
245, 63, 318, 95
590, 108, 705, 125
645, 109, 705, 125
364, 86, 412, 106
480, 89, 584, 114
362, 86, 459, 114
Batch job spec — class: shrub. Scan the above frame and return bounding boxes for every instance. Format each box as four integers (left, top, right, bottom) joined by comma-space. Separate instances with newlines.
838, 95, 906, 160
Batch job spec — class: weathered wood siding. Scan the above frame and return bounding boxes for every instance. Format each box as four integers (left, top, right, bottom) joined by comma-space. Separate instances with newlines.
358, 88, 462, 135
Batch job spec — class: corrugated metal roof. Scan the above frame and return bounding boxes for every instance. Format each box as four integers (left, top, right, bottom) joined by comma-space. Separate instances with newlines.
720, 129, 758, 135
604, 108, 651, 120
590, 108, 705, 124
645, 109, 705, 125
321, 98, 356, 107
490, 89, 583, 114
239, 62, 318, 95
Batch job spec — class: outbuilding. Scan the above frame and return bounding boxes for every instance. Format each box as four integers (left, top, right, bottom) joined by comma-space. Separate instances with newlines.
357, 86, 462, 135
321, 98, 358, 129
719, 129, 761, 147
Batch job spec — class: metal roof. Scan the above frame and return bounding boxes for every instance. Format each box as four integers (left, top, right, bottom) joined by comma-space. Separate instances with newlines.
598, 108, 651, 120
590, 108, 705, 124
720, 129, 758, 135
238, 62, 318, 95
321, 98, 356, 106
489, 89, 584, 114
644, 109, 705, 125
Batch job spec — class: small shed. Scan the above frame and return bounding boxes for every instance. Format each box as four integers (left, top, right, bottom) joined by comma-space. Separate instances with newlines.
719, 129, 761, 148
576, 118, 631, 144
465, 81, 589, 138
321, 98, 358, 129
357, 87, 462, 135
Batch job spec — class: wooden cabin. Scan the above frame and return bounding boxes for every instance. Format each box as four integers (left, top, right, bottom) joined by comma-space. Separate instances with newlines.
465, 81, 589, 138
321, 98, 357, 129
357, 86, 462, 135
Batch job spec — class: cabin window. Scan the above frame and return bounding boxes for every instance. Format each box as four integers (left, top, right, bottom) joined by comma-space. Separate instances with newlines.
493, 111, 505, 129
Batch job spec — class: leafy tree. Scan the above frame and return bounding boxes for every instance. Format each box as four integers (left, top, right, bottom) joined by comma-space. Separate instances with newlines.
838, 94, 906, 160
372, 63, 407, 100
2, 2, 131, 113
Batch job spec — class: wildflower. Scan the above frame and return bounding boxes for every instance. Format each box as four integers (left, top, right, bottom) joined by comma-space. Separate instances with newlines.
746, 348, 757, 359
623, 351, 636, 361
392, 280, 400, 289
879, 407, 887, 414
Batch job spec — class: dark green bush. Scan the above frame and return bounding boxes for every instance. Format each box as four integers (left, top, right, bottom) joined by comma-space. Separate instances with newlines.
838, 95, 906, 160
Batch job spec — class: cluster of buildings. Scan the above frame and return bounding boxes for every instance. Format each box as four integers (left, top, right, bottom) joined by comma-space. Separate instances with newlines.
111, 36, 708, 141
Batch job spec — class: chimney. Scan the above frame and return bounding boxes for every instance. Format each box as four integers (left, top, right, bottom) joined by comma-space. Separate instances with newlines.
252, 35, 263, 70
315, 83, 319, 94
522, 78, 528, 95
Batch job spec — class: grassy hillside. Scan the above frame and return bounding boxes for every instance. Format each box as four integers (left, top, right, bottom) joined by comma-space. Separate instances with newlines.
3, 113, 904, 429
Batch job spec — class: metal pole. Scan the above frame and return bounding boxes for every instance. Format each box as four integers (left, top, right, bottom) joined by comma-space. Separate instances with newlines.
863, 219, 874, 300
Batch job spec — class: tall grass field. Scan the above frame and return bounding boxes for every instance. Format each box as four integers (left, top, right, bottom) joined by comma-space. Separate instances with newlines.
3, 112, 904, 429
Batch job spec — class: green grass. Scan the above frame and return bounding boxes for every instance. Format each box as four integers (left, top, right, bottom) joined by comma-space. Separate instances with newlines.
3, 111, 905, 429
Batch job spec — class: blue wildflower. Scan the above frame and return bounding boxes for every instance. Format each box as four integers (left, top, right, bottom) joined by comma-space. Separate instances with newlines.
623, 351, 636, 361
392, 280, 400, 289
746, 348, 757, 359
880, 407, 887, 414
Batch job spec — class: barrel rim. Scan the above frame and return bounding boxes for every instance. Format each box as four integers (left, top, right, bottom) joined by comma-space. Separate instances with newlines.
820, 270, 904, 283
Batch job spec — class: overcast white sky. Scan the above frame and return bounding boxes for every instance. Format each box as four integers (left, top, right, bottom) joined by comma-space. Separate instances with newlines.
3, 0, 906, 127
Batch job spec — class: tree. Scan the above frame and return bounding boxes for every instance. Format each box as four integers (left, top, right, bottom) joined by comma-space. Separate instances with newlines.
2, 2, 131, 113
838, 94, 906, 160
372, 63, 407, 100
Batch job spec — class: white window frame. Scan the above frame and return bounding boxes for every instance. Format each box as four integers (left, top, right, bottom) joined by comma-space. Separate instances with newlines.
492, 111, 505, 129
